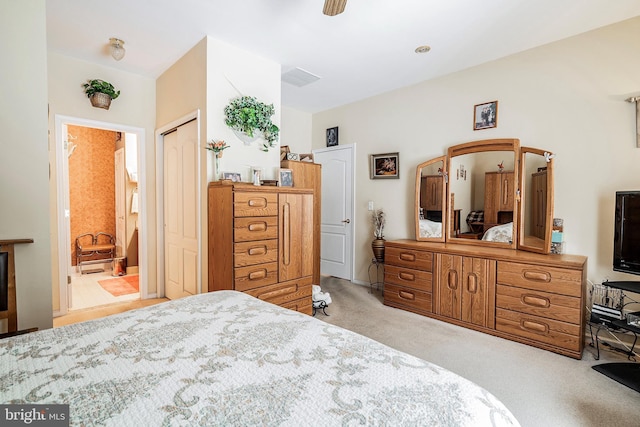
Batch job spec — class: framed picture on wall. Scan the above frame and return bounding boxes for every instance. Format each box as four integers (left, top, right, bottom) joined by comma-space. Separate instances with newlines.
473, 100, 498, 130
370, 152, 399, 179
326, 127, 338, 147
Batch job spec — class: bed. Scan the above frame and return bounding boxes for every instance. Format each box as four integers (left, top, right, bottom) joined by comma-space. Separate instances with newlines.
1, 291, 519, 426
418, 218, 443, 238
482, 222, 514, 243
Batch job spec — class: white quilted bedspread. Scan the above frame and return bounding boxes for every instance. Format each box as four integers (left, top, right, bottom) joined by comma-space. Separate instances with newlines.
1, 291, 519, 426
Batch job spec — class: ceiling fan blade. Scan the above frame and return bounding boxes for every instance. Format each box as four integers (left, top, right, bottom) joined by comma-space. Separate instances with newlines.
323, 0, 347, 16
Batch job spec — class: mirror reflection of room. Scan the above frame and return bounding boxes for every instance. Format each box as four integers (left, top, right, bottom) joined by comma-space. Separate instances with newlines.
417, 160, 444, 238
449, 151, 515, 243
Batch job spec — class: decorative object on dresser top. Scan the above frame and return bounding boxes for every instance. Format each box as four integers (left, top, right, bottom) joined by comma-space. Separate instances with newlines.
389, 138, 588, 359
0, 290, 520, 426
208, 182, 315, 314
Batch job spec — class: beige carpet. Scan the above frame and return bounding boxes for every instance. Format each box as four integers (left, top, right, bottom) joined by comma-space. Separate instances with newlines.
316, 276, 640, 427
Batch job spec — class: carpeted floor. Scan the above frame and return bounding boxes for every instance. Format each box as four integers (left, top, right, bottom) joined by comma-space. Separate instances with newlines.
316, 276, 640, 427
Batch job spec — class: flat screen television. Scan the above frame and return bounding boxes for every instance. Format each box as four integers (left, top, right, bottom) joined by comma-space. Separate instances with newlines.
613, 191, 640, 276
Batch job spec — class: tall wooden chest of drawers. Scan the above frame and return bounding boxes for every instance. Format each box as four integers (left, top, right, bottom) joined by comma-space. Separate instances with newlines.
208, 182, 314, 314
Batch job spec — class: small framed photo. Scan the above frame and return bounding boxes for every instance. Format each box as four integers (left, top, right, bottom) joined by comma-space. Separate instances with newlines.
279, 168, 293, 187
473, 100, 498, 130
222, 172, 242, 182
326, 127, 338, 147
370, 152, 399, 179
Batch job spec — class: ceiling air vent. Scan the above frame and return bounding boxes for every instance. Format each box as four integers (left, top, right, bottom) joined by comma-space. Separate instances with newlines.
281, 67, 321, 87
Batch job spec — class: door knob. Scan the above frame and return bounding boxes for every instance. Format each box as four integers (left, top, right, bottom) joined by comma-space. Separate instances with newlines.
342, 219, 351, 223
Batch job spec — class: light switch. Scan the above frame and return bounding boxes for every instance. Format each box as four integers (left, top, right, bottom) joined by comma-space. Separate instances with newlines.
368, 201, 374, 211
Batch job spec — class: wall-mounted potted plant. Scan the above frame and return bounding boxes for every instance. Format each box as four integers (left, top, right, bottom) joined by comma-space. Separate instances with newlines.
224, 95, 279, 152
371, 208, 386, 263
83, 79, 120, 110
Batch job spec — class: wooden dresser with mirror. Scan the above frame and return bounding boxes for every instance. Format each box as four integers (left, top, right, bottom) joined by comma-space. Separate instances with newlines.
386, 138, 587, 359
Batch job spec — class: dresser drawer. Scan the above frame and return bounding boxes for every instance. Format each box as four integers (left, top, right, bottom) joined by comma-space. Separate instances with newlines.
496, 308, 581, 352
384, 264, 432, 292
280, 297, 313, 316
497, 261, 582, 297
384, 283, 432, 312
385, 247, 433, 271
234, 262, 278, 291
496, 284, 581, 324
244, 277, 312, 307
234, 217, 278, 242
234, 192, 278, 217
233, 240, 278, 267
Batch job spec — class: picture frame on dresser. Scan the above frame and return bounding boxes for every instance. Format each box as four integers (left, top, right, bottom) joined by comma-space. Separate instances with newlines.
279, 168, 293, 187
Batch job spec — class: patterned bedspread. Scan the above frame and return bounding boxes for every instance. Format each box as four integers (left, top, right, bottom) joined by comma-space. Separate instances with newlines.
1, 291, 519, 426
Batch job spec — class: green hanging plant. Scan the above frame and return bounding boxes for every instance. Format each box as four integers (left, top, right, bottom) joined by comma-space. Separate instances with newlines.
224, 96, 279, 151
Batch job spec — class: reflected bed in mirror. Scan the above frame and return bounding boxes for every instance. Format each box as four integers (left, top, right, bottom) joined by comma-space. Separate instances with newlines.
415, 156, 447, 241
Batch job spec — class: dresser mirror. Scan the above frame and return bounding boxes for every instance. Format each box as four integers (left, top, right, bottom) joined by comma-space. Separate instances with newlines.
446, 139, 519, 249
415, 156, 447, 242
413, 138, 554, 254
517, 147, 554, 254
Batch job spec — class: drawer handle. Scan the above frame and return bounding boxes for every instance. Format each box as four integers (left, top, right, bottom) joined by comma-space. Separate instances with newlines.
447, 270, 458, 290
399, 253, 416, 262
248, 246, 267, 256
256, 285, 296, 300
522, 270, 551, 282
398, 272, 415, 282
248, 222, 267, 232
521, 319, 549, 334
248, 269, 267, 280
467, 273, 477, 294
399, 290, 415, 301
248, 198, 267, 208
522, 294, 550, 308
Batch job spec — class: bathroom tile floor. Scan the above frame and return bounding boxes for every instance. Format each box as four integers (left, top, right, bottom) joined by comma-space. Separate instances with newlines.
69, 267, 139, 311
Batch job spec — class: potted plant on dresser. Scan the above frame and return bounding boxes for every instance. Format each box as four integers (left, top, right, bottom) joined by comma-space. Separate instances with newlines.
371, 208, 385, 263
83, 79, 120, 110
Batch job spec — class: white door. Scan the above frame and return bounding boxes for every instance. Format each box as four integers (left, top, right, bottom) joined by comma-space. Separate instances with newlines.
163, 120, 199, 299
312, 145, 354, 280
114, 148, 126, 258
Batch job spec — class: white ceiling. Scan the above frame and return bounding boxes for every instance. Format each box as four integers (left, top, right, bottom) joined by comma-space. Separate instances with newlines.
46, 0, 640, 113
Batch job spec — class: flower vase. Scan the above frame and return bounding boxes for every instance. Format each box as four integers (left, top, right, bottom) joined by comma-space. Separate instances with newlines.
206, 151, 216, 182
215, 153, 221, 180
371, 238, 385, 263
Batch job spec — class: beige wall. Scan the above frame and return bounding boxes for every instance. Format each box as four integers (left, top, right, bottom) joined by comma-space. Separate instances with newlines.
47, 53, 156, 312
156, 36, 281, 294
0, 1, 52, 331
282, 106, 313, 154
311, 17, 640, 289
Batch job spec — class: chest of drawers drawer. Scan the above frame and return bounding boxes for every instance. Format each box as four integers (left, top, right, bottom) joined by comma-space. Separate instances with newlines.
384, 283, 432, 312
385, 247, 433, 271
234, 192, 278, 217
244, 276, 312, 307
495, 308, 581, 352
234, 217, 278, 242
233, 240, 278, 267
234, 262, 278, 291
497, 261, 582, 297
496, 284, 581, 324
384, 264, 432, 292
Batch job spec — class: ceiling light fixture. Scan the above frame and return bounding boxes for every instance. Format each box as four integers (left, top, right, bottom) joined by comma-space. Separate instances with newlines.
109, 38, 125, 61
323, 0, 347, 16
415, 45, 431, 54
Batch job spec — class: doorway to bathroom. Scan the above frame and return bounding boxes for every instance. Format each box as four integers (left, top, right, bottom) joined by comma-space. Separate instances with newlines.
55, 115, 146, 313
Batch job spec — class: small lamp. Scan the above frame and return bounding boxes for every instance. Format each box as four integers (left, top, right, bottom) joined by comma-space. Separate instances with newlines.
109, 38, 125, 61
